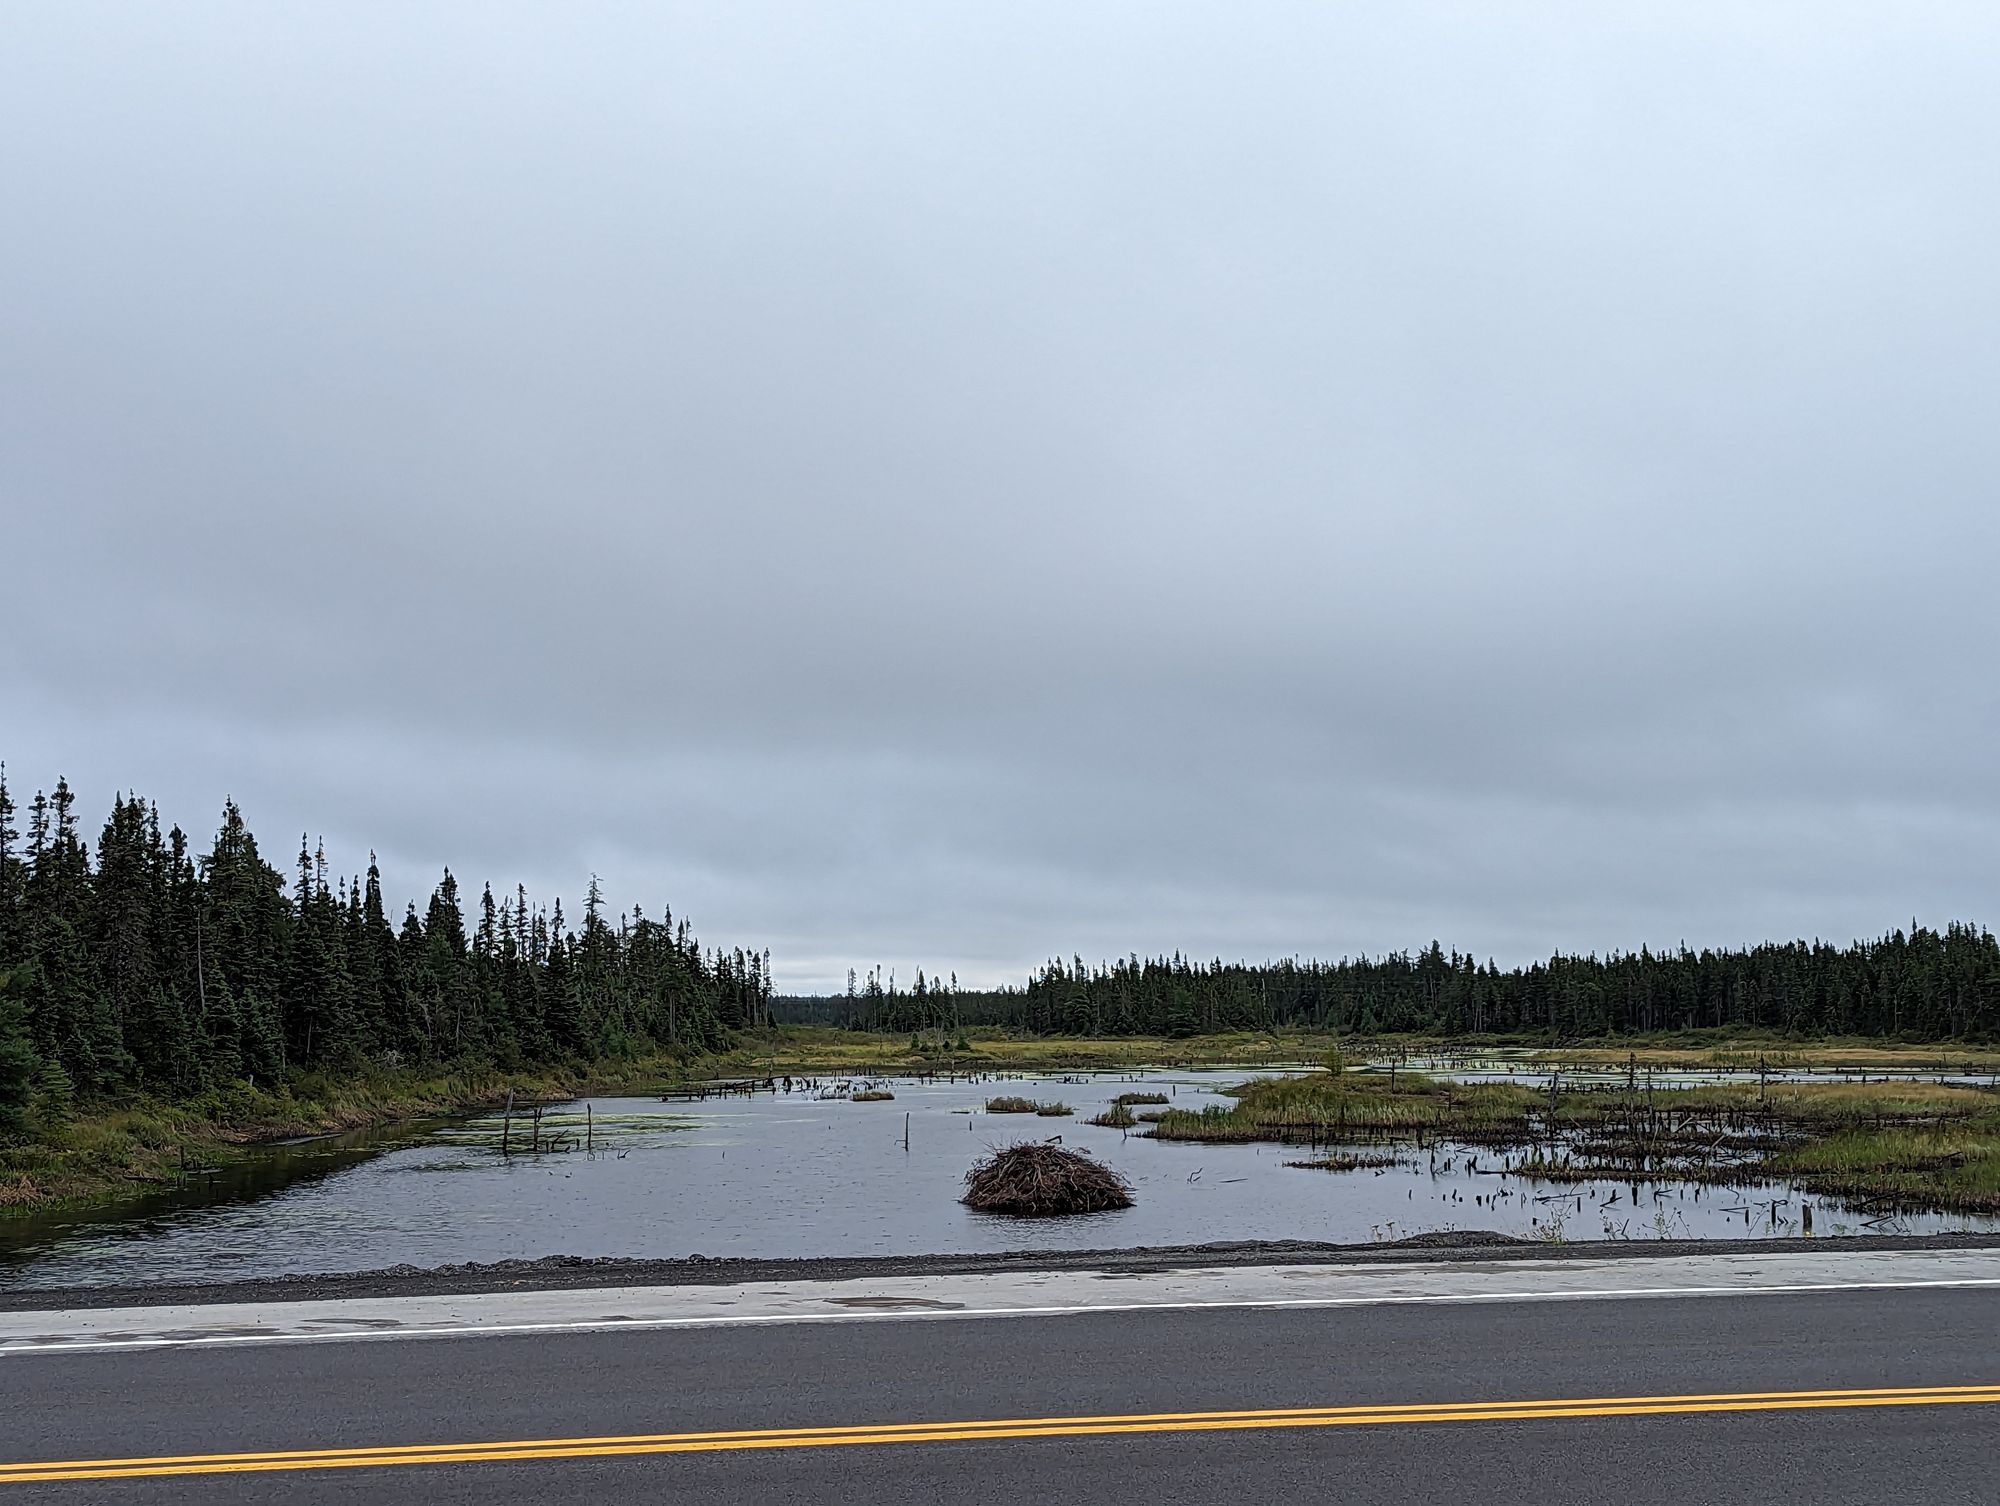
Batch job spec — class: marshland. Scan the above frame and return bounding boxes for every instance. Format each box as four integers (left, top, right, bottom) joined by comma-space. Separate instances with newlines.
5, 1051, 1997, 1290
1147, 1064, 2000, 1216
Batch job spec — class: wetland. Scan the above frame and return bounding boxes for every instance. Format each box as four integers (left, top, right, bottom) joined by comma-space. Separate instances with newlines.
5, 1050, 1998, 1290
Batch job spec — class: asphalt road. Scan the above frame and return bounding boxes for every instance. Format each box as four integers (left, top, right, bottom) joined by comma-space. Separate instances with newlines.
4, 1283, 1997, 1502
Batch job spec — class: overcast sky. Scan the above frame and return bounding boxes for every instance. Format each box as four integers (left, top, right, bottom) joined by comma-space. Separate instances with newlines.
4, 4, 1996, 990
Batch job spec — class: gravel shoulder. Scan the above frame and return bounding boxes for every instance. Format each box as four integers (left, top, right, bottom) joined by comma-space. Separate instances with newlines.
7, 1230, 2000, 1311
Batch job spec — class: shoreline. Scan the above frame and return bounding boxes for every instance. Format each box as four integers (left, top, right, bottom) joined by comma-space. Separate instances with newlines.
5, 1028, 1996, 1218
10, 1230, 2000, 1311
0, 1056, 700, 1217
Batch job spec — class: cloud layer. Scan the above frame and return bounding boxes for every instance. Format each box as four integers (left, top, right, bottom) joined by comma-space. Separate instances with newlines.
5, 4, 1996, 987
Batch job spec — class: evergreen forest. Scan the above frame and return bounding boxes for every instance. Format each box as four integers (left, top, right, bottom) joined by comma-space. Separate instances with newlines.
0, 769, 772, 1135
5, 763, 1997, 1144
795, 933, 2000, 1042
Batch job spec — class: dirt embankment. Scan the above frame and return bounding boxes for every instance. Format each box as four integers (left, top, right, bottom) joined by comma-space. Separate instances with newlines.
7, 1230, 2000, 1312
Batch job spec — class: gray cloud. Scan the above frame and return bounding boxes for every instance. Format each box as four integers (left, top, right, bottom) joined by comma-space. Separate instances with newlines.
5, 3, 1996, 988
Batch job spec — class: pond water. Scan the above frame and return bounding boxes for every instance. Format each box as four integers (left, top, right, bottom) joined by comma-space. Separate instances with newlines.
6, 1067, 1997, 1290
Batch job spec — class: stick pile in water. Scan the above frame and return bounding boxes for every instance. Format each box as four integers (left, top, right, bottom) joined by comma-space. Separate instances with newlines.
961, 1143, 1135, 1215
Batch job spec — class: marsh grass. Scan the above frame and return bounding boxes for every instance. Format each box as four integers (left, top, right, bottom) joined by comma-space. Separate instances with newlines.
1765, 1126, 2000, 1214
1148, 1075, 1539, 1144
716, 1026, 2000, 1080
721, 1026, 1356, 1078
1285, 1151, 1404, 1173
1145, 1070, 2000, 1213
0, 1057, 689, 1213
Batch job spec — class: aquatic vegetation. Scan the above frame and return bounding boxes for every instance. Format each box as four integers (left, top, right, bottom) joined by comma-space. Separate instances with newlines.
1286, 1151, 1404, 1173
1148, 1074, 1539, 1143
1087, 1104, 1137, 1128
974, 1095, 1069, 1115
1764, 1126, 2000, 1215
1113, 1092, 1170, 1106
1147, 1070, 2000, 1213
851, 1090, 896, 1102
712, 1024, 2000, 1086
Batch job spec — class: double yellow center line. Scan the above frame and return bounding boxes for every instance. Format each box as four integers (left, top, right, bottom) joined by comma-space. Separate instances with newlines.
5, 1385, 1996, 1483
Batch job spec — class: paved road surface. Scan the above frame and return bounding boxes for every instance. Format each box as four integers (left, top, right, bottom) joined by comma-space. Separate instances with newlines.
3, 1256, 1997, 1502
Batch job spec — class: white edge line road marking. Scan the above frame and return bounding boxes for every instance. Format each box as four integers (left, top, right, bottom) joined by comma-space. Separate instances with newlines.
7, 1275, 2000, 1355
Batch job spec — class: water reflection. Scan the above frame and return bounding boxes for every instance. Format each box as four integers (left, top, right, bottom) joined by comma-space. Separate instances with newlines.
4, 1067, 1995, 1289
0, 1120, 440, 1263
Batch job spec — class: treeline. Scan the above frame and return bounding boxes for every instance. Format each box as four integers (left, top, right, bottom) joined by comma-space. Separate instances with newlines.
775, 965, 1019, 1035
0, 770, 772, 1130
784, 929, 2000, 1042
1014, 932, 2000, 1039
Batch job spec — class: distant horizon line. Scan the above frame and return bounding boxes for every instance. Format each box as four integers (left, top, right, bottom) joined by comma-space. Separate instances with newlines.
768, 915, 1995, 997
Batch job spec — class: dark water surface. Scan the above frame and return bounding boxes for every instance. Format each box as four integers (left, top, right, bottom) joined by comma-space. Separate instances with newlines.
4, 1069, 1996, 1289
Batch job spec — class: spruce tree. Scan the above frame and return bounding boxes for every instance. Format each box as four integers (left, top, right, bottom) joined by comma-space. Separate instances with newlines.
0, 765, 20, 960
421, 870, 470, 1056
92, 795, 192, 1090
200, 801, 288, 1082
21, 779, 129, 1092
0, 965, 41, 1138
544, 899, 582, 1052
360, 858, 418, 1060
282, 837, 358, 1069
397, 904, 432, 1057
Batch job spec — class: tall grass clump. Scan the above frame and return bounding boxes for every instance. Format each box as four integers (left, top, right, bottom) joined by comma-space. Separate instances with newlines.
986, 1096, 1071, 1114
1765, 1125, 2000, 1214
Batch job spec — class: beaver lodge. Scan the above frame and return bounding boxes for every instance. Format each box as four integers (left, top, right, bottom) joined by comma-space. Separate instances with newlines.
961, 1143, 1135, 1216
